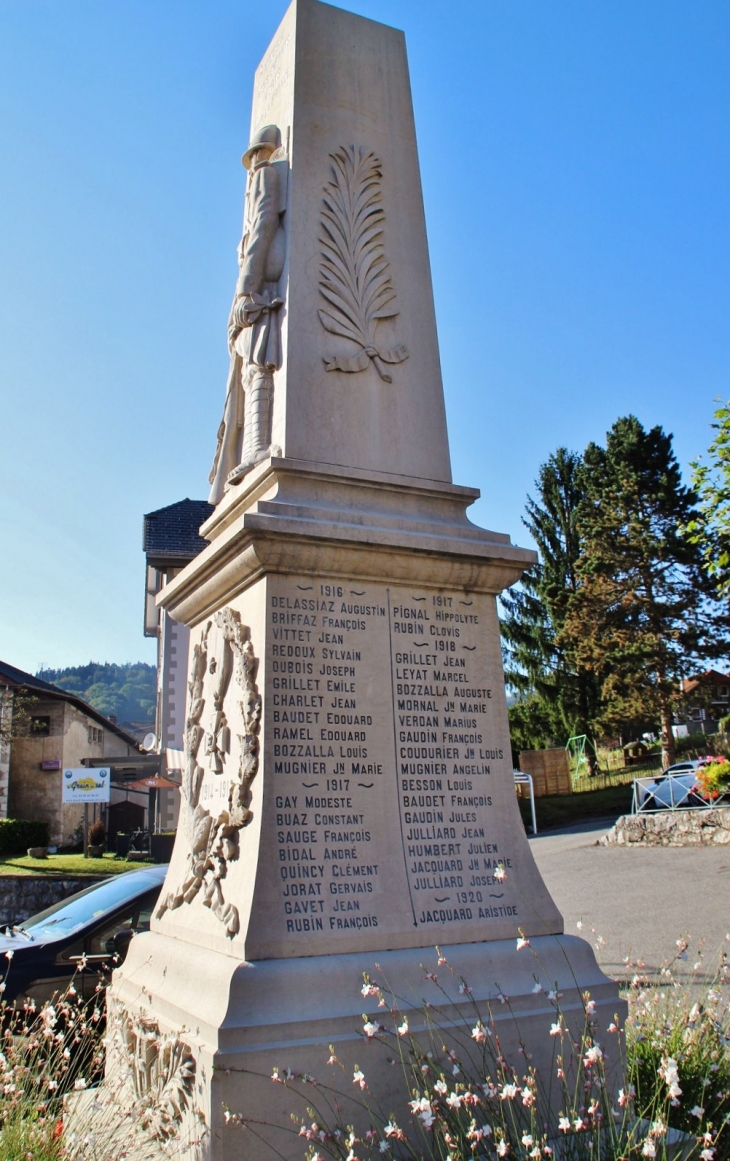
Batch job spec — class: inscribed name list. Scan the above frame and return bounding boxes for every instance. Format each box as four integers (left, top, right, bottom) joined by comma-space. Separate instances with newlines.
244, 575, 528, 959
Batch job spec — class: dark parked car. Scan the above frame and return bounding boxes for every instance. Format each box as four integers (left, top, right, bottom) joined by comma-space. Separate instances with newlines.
635, 760, 707, 811
0, 864, 168, 1006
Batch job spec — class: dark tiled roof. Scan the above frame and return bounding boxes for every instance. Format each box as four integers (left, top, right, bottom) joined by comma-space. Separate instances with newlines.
0, 661, 65, 695
143, 498, 213, 565
0, 660, 140, 749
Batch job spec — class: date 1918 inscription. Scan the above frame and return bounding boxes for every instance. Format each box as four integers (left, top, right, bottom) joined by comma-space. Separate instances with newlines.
263, 580, 517, 944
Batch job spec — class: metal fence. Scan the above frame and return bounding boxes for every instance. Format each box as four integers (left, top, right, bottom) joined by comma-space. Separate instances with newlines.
632, 773, 707, 814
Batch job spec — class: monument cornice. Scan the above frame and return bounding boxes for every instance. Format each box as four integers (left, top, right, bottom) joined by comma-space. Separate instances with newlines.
157, 458, 536, 626
158, 525, 535, 627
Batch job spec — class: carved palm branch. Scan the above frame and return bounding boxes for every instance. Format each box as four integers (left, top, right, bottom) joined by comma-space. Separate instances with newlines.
319, 145, 407, 381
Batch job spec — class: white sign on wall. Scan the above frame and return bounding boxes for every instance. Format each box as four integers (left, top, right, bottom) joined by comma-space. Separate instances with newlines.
62, 767, 111, 804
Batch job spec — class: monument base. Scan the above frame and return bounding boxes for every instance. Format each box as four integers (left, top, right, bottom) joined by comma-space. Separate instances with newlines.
99, 930, 625, 1161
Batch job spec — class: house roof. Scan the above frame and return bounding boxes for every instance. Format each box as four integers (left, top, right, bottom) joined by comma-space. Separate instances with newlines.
681, 669, 730, 695
0, 660, 141, 750
143, 498, 213, 567
0, 661, 64, 696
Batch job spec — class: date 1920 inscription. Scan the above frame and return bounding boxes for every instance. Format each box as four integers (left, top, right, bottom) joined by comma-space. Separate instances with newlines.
264, 581, 517, 942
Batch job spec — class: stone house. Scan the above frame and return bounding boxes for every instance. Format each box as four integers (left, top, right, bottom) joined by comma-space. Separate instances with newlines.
0, 661, 141, 845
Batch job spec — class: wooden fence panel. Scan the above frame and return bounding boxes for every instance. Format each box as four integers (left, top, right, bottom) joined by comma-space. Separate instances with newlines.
518, 748, 572, 797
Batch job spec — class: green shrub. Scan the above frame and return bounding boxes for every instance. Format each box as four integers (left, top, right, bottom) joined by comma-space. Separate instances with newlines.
0, 818, 50, 856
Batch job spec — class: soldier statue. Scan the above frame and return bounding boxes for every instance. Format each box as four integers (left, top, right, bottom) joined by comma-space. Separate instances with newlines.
209, 125, 287, 503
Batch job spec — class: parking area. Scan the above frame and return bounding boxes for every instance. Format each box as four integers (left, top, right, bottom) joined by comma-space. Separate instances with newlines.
529, 818, 730, 980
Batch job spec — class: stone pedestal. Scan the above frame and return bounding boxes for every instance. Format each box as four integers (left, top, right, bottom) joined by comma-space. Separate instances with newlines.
104, 458, 624, 1158
100, 3, 624, 1157
113, 932, 621, 1161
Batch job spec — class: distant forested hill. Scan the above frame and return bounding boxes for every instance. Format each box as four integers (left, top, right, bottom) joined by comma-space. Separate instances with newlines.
36, 662, 156, 725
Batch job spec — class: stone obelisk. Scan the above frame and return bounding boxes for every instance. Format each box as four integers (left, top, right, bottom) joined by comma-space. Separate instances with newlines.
107, 3, 623, 1157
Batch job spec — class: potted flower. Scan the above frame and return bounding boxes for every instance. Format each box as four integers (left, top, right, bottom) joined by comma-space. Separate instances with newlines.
694, 757, 730, 801
87, 818, 106, 857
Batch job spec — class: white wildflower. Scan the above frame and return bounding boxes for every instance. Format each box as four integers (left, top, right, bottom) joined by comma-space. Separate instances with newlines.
409, 1096, 434, 1127
499, 1083, 519, 1100
583, 1044, 603, 1065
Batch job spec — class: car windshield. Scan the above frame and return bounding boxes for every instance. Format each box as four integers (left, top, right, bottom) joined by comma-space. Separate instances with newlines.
18, 868, 166, 942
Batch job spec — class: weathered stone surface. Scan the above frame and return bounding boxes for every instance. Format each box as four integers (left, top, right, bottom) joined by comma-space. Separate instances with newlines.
102, 3, 624, 1156
206, 0, 452, 486
113, 932, 623, 1161
600, 808, 730, 846
152, 573, 562, 961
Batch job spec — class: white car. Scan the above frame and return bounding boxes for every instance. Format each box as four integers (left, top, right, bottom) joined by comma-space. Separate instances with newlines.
662, 760, 703, 778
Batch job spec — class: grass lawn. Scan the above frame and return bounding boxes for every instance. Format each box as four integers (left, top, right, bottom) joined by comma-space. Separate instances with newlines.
518, 783, 634, 832
0, 852, 155, 877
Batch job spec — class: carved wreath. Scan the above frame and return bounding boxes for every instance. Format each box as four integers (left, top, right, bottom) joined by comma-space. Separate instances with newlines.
156, 608, 261, 936
318, 144, 408, 382
106, 999, 196, 1144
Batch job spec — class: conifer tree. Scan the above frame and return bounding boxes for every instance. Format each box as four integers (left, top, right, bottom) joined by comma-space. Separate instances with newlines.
501, 448, 599, 764
686, 398, 730, 598
561, 415, 727, 769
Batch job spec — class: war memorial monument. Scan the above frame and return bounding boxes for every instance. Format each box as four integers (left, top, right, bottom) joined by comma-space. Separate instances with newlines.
106, 1, 622, 1155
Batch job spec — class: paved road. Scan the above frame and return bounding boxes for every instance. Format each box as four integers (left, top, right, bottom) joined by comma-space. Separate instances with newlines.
528, 818, 730, 981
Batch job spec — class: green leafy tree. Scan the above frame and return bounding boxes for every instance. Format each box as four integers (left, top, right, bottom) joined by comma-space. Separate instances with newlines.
561, 415, 727, 769
0, 688, 40, 747
686, 398, 730, 598
35, 662, 156, 724
501, 448, 600, 767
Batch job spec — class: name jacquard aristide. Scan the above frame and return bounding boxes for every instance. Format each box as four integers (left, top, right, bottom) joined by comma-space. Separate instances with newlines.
264, 580, 519, 940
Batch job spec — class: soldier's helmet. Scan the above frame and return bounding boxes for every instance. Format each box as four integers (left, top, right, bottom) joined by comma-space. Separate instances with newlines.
242, 125, 281, 170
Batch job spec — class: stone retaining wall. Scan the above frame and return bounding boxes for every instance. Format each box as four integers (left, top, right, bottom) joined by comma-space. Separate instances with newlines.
600, 807, 730, 846
0, 876, 106, 927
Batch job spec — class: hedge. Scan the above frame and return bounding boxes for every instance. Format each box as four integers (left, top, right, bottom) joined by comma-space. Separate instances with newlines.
0, 819, 50, 856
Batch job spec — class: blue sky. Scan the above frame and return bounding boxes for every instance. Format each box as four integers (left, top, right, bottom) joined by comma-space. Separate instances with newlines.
1, 0, 728, 673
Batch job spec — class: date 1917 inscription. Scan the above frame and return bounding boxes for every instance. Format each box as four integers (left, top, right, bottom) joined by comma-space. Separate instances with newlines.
261, 579, 518, 949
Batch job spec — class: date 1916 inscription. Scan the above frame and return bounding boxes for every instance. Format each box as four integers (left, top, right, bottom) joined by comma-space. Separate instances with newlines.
265, 581, 517, 942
